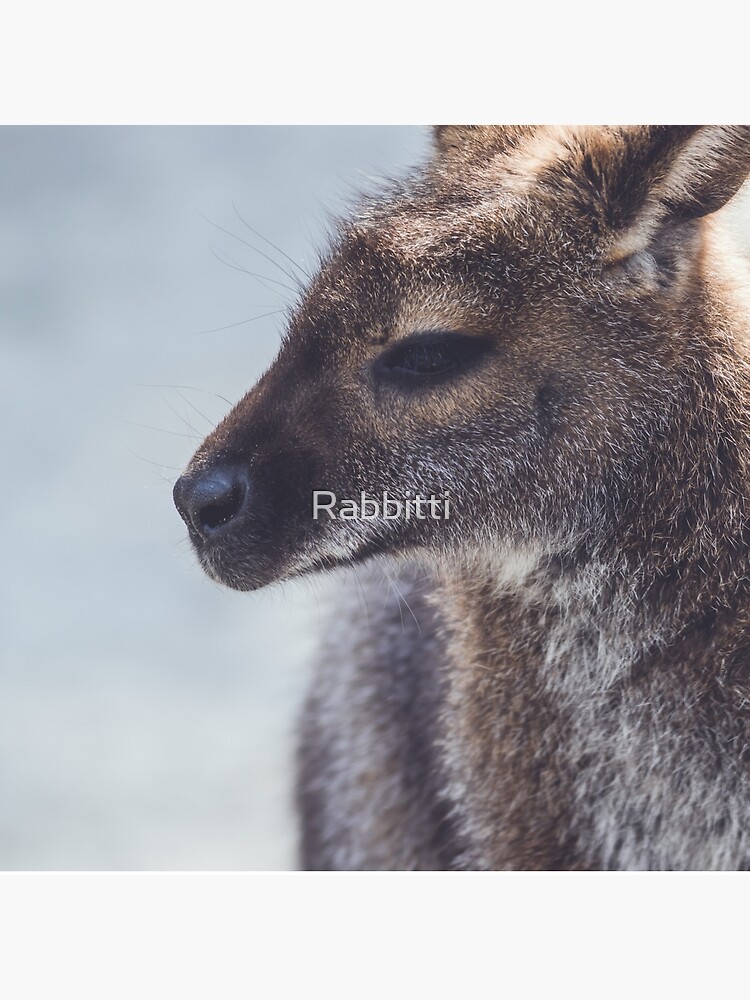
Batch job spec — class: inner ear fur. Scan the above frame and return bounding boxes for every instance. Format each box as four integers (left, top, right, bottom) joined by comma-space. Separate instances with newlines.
653, 125, 750, 220
593, 126, 750, 259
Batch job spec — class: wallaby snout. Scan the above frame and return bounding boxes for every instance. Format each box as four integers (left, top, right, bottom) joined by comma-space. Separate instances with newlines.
173, 465, 250, 540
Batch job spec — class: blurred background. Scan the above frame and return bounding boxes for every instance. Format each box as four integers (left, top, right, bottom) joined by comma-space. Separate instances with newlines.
0, 126, 430, 869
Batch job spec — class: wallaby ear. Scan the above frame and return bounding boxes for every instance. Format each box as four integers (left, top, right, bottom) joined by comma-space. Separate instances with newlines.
597, 125, 750, 262
653, 125, 750, 220
433, 125, 537, 165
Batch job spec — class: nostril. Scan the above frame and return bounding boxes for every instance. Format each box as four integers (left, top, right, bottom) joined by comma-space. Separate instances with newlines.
197, 479, 247, 534
174, 467, 249, 539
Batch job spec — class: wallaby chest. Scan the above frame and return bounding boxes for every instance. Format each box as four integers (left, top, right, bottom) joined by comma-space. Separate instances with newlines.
438, 574, 750, 870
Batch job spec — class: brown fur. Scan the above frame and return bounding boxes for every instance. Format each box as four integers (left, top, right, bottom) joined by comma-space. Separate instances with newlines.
175, 126, 750, 869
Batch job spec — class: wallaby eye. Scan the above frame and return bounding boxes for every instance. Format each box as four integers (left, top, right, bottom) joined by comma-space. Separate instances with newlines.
376, 332, 489, 383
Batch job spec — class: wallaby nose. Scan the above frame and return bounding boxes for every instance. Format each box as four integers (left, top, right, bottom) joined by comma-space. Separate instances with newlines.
173, 466, 250, 539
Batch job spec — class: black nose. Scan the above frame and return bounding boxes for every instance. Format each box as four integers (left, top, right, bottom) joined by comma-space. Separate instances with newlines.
173, 466, 250, 539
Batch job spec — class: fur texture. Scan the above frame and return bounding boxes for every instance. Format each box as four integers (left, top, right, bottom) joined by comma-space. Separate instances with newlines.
175, 125, 750, 869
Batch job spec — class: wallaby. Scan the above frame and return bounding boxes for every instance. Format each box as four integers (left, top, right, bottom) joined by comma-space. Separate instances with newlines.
174, 126, 750, 870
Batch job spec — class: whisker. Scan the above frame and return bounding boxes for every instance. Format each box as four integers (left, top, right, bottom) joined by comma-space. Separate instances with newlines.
232, 202, 311, 280
349, 566, 372, 635
176, 389, 214, 429
161, 395, 199, 439
129, 384, 234, 407
189, 311, 284, 336
198, 209, 303, 290
384, 570, 422, 634
124, 420, 196, 438
126, 447, 183, 472
209, 244, 297, 296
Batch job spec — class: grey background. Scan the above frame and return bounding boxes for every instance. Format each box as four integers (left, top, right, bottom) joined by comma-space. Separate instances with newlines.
0, 126, 430, 869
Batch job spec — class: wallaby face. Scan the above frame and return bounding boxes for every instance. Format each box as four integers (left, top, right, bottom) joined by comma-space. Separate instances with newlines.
175, 126, 750, 870
174, 126, 750, 594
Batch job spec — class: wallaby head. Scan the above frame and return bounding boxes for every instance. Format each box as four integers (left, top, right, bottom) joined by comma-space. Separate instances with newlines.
174, 126, 750, 593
